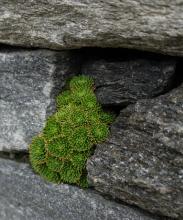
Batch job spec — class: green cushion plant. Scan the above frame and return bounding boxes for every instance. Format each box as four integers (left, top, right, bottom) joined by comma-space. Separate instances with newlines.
29, 75, 114, 187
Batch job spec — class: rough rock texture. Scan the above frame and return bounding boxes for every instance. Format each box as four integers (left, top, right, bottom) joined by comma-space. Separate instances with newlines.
0, 159, 160, 220
0, 1, 183, 56
87, 83, 183, 219
82, 57, 176, 106
0, 49, 80, 152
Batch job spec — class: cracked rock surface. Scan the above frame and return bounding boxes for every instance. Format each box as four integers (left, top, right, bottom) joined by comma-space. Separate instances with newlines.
0, 159, 160, 220
0, 1, 183, 55
87, 83, 183, 219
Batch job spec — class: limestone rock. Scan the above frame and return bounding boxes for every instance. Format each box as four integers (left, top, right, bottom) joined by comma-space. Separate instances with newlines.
82, 56, 176, 106
0, 159, 159, 220
0, 1, 183, 56
87, 84, 183, 219
0, 49, 80, 152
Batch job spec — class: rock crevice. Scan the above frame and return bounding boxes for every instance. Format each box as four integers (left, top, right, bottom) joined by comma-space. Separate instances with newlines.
0, 46, 183, 219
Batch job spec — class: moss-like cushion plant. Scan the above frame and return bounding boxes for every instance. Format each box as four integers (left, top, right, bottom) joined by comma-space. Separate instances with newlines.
29, 75, 114, 187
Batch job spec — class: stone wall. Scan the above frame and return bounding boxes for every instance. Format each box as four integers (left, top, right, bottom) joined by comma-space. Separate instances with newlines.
0, 1, 183, 220
0, 47, 182, 220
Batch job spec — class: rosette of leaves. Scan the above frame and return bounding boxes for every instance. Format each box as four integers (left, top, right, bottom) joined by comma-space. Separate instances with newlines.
29, 75, 114, 187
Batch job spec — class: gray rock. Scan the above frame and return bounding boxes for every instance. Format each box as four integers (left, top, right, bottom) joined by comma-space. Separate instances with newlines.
0, 1, 183, 56
82, 57, 176, 106
0, 159, 160, 220
87, 83, 183, 219
0, 49, 80, 152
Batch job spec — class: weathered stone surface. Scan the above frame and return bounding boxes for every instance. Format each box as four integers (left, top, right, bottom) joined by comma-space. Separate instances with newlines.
82, 56, 176, 106
0, 159, 160, 220
0, 49, 80, 152
0, 1, 183, 56
87, 83, 183, 219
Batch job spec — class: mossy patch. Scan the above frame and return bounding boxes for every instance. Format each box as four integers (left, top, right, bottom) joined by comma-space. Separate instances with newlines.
29, 75, 114, 187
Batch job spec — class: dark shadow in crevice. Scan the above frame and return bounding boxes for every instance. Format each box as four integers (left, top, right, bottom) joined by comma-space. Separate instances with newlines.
0, 43, 41, 52
149, 59, 183, 99
102, 104, 124, 117
171, 60, 183, 88
80, 47, 175, 62
0, 151, 29, 163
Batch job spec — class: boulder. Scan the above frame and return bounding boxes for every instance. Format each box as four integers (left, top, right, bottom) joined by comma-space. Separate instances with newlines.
87, 83, 183, 219
0, 158, 159, 220
0, 49, 80, 152
82, 56, 176, 106
0, 1, 183, 56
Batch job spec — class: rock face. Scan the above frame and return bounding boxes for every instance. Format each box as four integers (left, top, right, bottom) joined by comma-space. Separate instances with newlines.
0, 46, 182, 219
0, 1, 183, 56
0, 159, 159, 220
87, 83, 183, 219
82, 56, 176, 106
0, 49, 80, 152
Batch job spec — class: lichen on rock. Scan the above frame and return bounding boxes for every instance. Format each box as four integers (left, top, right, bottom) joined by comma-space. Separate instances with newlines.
29, 75, 114, 187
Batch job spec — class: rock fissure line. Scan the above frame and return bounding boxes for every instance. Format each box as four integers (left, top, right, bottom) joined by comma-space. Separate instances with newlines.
0, 151, 29, 163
